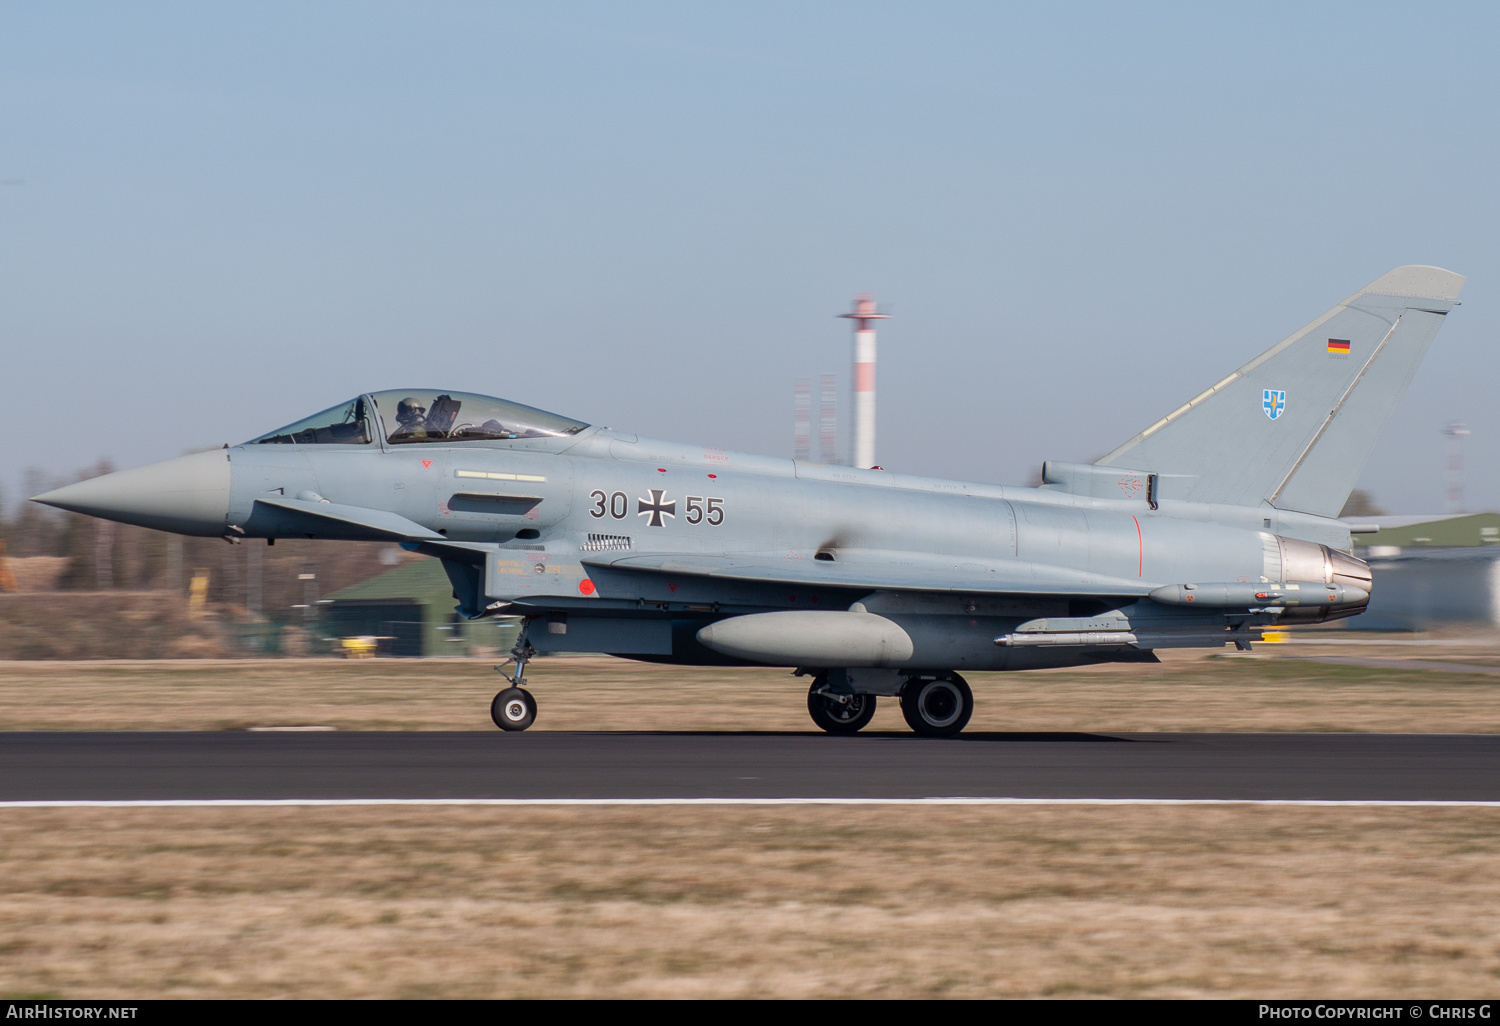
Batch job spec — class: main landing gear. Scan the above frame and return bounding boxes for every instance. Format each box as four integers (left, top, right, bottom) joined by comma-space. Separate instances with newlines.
899, 674, 974, 738
807, 684, 877, 735
491, 637, 537, 732
806, 672, 974, 738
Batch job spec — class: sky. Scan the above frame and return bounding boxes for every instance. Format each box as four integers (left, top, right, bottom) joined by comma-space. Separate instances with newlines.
2, 1, 1498, 514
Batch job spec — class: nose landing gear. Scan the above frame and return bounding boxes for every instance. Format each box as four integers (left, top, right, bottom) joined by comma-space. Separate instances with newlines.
491, 635, 538, 732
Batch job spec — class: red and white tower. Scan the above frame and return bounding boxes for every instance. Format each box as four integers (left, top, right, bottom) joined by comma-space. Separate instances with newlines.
840, 293, 888, 469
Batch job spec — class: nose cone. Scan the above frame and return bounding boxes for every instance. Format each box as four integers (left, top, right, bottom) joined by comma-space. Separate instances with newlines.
31, 449, 232, 537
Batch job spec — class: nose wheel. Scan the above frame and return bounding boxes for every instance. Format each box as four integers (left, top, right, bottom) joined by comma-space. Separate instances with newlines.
491, 687, 537, 731
900, 674, 973, 738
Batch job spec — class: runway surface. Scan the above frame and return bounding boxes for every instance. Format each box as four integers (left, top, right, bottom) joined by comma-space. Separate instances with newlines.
3, 731, 1499, 801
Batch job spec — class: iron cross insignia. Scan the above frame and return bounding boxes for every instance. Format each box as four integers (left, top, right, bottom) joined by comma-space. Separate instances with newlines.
637, 489, 677, 527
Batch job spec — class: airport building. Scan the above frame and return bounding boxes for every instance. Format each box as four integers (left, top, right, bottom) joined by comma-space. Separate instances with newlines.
323, 558, 520, 657
1354, 513, 1500, 630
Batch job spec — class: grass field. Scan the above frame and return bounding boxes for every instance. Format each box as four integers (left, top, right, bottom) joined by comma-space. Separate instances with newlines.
4, 643, 1500, 998
4, 638, 1500, 733
4, 804, 1500, 998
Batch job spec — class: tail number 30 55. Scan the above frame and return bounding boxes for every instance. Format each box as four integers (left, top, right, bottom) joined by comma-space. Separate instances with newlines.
589, 490, 724, 526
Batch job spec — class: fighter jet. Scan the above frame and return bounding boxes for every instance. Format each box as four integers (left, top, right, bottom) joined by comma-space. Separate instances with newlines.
33, 266, 1464, 736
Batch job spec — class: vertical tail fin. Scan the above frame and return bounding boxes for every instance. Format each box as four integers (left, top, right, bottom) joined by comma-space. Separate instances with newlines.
1097, 266, 1465, 517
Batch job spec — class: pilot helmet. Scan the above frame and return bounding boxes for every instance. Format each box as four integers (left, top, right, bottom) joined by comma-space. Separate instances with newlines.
397, 397, 426, 422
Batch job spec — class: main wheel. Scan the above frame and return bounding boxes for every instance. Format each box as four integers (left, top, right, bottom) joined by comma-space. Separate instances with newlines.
900, 674, 973, 738
491, 687, 537, 731
807, 682, 877, 734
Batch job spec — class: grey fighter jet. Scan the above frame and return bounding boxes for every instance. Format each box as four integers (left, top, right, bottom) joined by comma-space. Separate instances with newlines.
33, 266, 1464, 736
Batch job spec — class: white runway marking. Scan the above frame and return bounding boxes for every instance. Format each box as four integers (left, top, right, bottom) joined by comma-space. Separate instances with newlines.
4, 798, 1500, 809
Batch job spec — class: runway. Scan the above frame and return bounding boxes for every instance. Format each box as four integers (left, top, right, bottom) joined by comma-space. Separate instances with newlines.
3, 731, 1499, 802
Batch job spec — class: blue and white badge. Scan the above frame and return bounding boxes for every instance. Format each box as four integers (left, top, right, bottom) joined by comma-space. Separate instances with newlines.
1263, 389, 1286, 420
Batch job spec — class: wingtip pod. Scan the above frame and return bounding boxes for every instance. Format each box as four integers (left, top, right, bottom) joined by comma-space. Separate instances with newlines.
1360, 265, 1466, 302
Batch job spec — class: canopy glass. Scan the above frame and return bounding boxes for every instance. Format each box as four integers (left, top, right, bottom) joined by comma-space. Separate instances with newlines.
246, 396, 372, 445
246, 391, 588, 446
369, 390, 588, 444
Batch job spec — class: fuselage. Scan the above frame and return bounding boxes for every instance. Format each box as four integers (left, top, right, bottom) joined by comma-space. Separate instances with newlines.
34, 396, 1370, 673
225, 422, 1366, 671
228, 424, 1352, 579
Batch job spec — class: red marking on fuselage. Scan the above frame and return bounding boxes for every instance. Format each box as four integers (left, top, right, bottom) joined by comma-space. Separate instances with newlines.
1132, 514, 1143, 577
578, 579, 596, 596
421, 460, 432, 469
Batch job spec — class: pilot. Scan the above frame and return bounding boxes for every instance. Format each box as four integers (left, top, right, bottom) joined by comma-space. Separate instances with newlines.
393, 397, 429, 440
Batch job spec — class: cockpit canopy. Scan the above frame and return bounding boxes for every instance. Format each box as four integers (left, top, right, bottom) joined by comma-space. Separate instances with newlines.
246, 390, 589, 446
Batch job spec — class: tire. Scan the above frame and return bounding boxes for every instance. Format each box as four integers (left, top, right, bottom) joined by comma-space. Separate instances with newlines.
491, 687, 537, 731
899, 674, 973, 738
807, 681, 877, 734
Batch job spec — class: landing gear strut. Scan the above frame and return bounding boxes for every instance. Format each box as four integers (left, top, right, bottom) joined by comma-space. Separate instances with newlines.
900, 674, 973, 738
806, 678, 877, 734
491, 633, 537, 732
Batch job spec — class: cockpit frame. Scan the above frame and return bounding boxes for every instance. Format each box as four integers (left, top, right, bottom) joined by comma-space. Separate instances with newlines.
245, 390, 592, 453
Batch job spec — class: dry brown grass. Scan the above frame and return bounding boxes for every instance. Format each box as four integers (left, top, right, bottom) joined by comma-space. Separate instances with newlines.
4, 638, 1500, 733
6, 642, 1500, 998
3, 804, 1500, 998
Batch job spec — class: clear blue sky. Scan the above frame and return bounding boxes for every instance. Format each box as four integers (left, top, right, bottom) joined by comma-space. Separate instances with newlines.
3, 1, 1497, 513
